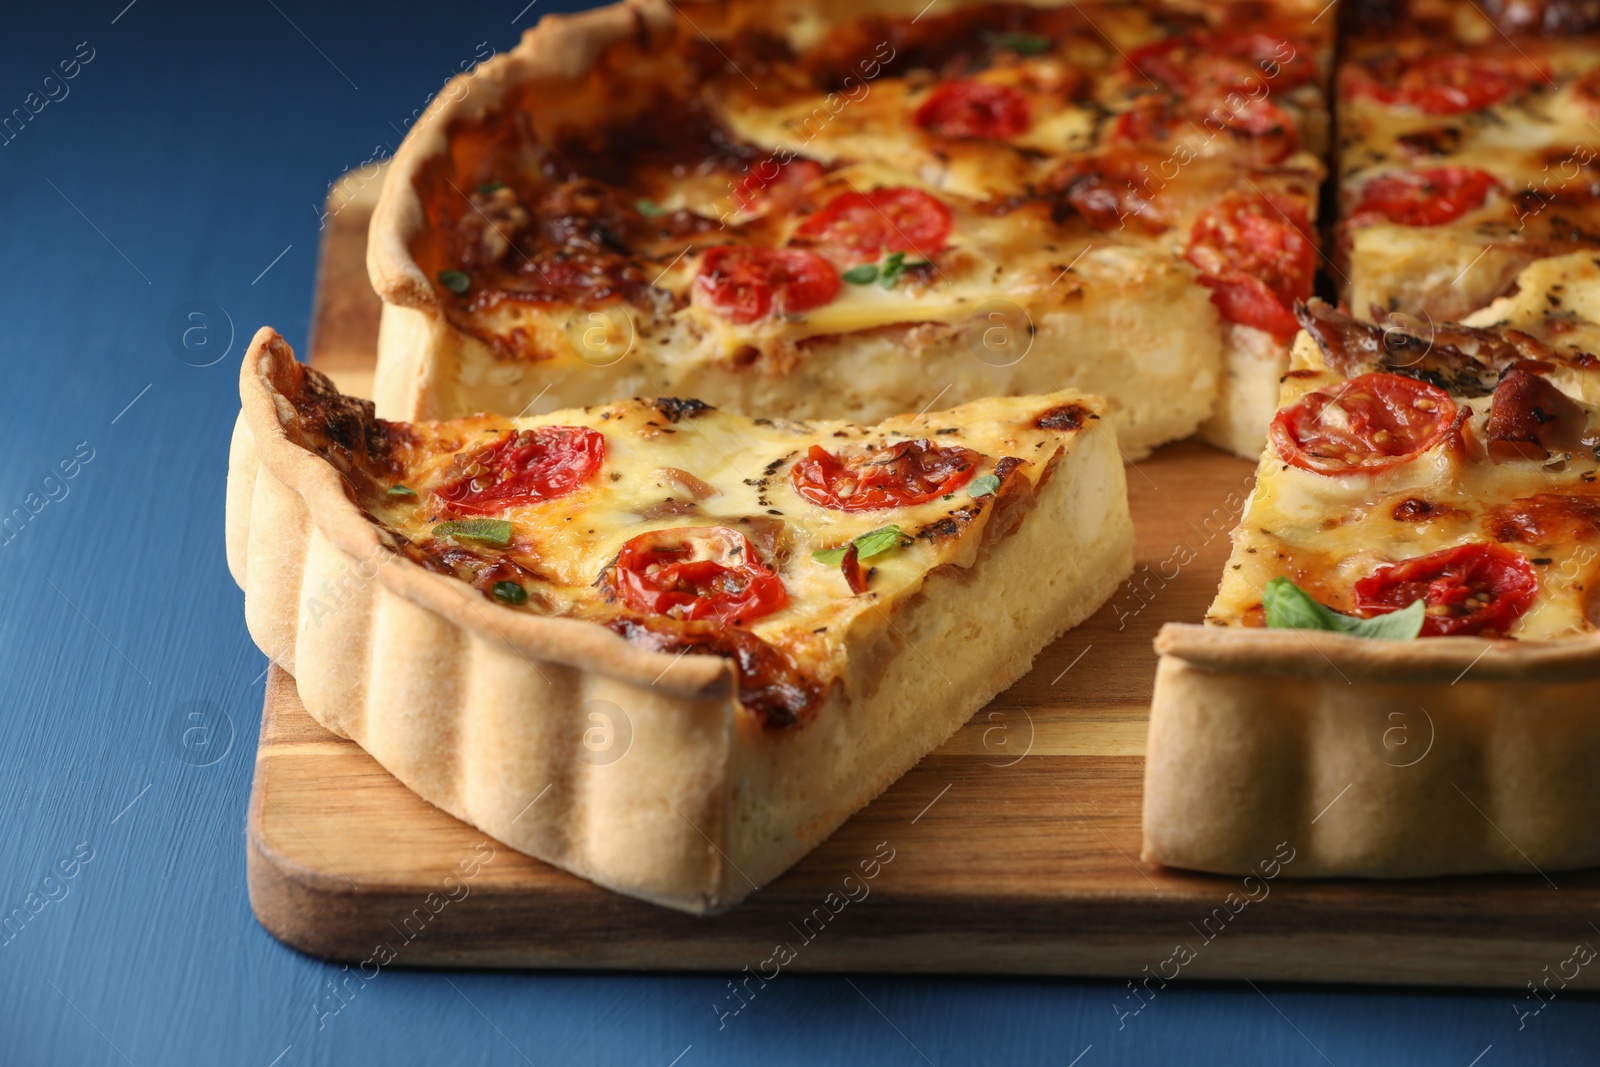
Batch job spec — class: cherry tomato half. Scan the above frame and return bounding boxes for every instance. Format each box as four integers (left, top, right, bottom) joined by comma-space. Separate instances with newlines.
791, 439, 981, 511
1353, 543, 1538, 637
607, 526, 788, 625
692, 245, 840, 324
791, 187, 953, 266
1127, 31, 1314, 93
1185, 191, 1315, 340
914, 81, 1031, 140
433, 426, 605, 514
1269, 372, 1459, 475
1111, 91, 1300, 165
1345, 53, 1546, 115
1349, 166, 1501, 228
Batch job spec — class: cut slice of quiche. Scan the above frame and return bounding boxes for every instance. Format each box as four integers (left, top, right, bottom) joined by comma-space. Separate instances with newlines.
227, 327, 1133, 913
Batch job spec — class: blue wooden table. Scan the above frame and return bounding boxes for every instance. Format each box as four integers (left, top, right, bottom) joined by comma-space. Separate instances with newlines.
2, 2, 1596, 1063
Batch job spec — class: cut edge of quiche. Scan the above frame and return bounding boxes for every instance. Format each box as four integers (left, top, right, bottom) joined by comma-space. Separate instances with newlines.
1144, 252, 1600, 882
227, 326, 1133, 913
365, 0, 1343, 459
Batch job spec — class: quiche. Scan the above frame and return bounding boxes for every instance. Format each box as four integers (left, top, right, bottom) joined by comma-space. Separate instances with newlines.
1338, 0, 1600, 324
1145, 253, 1600, 879
226, 327, 1133, 913
367, 0, 1335, 459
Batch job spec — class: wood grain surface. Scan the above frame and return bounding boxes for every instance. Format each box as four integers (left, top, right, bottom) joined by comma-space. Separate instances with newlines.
248, 172, 1600, 985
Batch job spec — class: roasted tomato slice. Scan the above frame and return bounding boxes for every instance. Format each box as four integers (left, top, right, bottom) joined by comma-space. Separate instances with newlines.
692, 245, 840, 324
433, 426, 605, 514
1269, 372, 1459, 474
791, 439, 981, 511
607, 526, 787, 624
1185, 192, 1315, 340
1350, 166, 1501, 228
914, 80, 1031, 139
730, 157, 826, 216
1127, 31, 1315, 93
791, 186, 953, 266
1345, 53, 1546, 115
1047, 150, 1168, 232
1353, 543, 1538, 637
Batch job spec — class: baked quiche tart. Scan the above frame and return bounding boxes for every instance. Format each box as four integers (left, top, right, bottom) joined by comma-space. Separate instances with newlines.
368, 0, 1336, 458
227, 327, 1132, 912
1145, 253, 1600, 879
1338, 0, 1600, 323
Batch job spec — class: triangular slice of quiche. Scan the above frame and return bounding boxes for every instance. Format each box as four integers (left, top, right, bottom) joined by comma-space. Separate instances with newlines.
227, 327, 1133, 913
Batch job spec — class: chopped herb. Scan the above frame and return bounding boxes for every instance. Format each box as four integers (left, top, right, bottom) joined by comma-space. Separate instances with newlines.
967, 474, 1002, 498
636, 198, 668, 218
386, 485, 418, 498
437, 269, 471, 295
813, 524, 904, 566
476, 181, 506, 195
433, 518, 513, 548
1262, 576, 1425, 640
492, 580, 528, 605
842, 263, 880, 285
981, 30, 1052, 54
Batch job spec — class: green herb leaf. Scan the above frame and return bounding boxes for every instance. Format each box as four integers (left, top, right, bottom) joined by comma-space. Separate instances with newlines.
437, 269, 471, 295
981, 30, 1052, 54
842, 263, 880, 285
433, 518, 513, 548
813, 524, 904, 566
492, 580, 528, 605
967, 474, 1001, 498
476, 181, 506, 195
878, 251, 909, 290
1262, 576, 1425, 640
636, 198, 668, 218
386, 485, 418, 498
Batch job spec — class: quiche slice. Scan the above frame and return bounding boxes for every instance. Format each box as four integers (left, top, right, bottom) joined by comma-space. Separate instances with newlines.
227, 327, 1133, 913
1337, 0, 1600, 324
1145, 253, 1600, 880
368, 0, 1335, 459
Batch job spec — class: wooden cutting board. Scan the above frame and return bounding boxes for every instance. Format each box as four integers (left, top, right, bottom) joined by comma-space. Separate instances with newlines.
247, 171, 1600, 986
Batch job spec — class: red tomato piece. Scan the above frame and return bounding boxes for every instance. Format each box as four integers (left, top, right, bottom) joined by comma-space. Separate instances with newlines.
791, 187, 953, 266
730, 158, 826, 216
1047, 150, 1168, 233
1346, 53, 1546, 115
693, 245, 840, 324
1349, 166, 1501, 228
1185, 192, 1315, 340
914, 81, 1031, 140
1269, 372, 1459, 475
608, 526, 788, 625
433, 426, 605, 514
1353, 543, 1538, 637
791, 439, 981, 511
1127, 32, 1314, 93
1111, 91, 1299, 164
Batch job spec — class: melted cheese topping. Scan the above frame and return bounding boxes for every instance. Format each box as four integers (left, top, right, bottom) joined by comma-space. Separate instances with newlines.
436, 1, 1334, 369
355, 391, 1103, 686
1211, 253, 1600, 639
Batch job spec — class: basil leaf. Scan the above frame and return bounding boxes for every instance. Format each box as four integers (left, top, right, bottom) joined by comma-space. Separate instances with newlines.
386, 485, 418, 498
878, 251, 907, 290
476, 181, 506, 194
492, 580, 528, 605
1338, 598, 1426, 640
967, 474, 1001, 498
437, 269, 471, 295
981, 30, 1052, 54
433, 518, 513, 548
1262, 576, 1425, 640
842, 264, 879, 285
813, 524, 903, 566
636, 198, 668, 218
